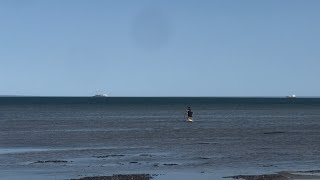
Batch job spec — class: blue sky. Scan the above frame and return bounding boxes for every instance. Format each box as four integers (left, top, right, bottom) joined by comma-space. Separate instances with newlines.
1, 0, 320, 96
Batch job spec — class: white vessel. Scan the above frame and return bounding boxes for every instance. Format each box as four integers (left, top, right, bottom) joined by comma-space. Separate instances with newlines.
286, 94, 296, 98
93, 94, 108, 97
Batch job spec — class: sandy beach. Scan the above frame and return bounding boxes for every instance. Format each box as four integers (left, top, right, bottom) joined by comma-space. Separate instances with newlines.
65, 170, 320, 180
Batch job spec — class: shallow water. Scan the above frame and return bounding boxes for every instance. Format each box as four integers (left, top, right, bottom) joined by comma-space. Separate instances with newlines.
1, 97, 320, 179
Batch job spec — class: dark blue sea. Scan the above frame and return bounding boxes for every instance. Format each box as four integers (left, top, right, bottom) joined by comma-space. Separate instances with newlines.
1, 97, 320, 180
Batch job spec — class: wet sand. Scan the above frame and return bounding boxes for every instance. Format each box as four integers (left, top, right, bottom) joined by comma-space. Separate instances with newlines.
69, 174, 153, 180
65, 170, 320, 180
224, 170, 320, 180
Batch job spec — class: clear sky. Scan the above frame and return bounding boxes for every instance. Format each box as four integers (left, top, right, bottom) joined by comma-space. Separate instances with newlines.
1, 0, 320, 97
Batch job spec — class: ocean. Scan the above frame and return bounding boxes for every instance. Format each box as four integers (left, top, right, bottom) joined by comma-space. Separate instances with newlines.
1, 97, 320, 180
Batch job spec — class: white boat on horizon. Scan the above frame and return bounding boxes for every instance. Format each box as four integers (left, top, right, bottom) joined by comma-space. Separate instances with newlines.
286, 94, 296, 98
93, 94, 108, 97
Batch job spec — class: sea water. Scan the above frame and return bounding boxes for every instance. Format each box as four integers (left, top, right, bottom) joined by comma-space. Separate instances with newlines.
0, 97, 320, 179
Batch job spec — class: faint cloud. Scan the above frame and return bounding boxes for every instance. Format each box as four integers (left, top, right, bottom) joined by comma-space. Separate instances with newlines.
131, 7, 172, 51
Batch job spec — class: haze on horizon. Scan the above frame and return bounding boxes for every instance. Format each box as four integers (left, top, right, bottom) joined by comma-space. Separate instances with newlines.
1, 0, 320, 97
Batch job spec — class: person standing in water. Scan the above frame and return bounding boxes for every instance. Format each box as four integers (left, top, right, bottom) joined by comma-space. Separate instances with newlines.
186, 107, 193, 122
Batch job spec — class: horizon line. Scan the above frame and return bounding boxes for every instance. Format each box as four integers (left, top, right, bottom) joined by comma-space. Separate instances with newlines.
1, 95, 320, 98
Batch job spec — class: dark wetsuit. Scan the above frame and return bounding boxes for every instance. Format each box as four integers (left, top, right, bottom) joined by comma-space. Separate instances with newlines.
186, 107, 193, 118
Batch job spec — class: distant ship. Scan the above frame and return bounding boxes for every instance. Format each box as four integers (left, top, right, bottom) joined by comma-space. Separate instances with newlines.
93, 94, 108, 98
286, 94, 296, 98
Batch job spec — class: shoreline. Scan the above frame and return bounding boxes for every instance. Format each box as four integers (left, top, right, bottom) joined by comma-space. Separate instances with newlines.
66, 170, 320, 180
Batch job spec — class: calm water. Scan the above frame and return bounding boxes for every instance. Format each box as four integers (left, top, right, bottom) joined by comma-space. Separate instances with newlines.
1, 97, 320, 179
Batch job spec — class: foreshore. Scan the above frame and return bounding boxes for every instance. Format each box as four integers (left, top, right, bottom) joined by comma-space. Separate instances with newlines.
69, 174, 153, 180
224, 170, 320, 180
66, 170, 320, 180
